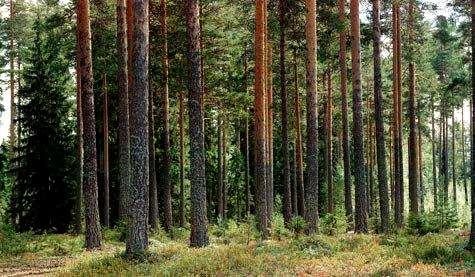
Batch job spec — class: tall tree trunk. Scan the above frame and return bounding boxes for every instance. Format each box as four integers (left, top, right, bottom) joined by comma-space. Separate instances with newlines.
218, 115, 224, 218
77, 0, 101, 249
304, 0, 319, 233
326, 70, 334, 214
462, 104, 468, 203
179, 89, 185, 227
418, 115, 424, 212
452, 110, 457, 204
9, 0, 17, 153
102, 74, 110, 228
116, 0, 131, 222
186, 0, 209, 247
469, 2, 475, 247
291, 142, 298, 215
158, 0, 173, 232
431, 98, 437, 208
372, 0, 389, 232
148, 81, 158, 229
223, 124, 228, 218
74, 34, 84, 234
339, 0, 352, 221
407, 0, 419, 215
443, 116, 449, 203
126, 0, 150, 254
254, 0, 269, 237
266, 43, 274, 220
350, 0, 368, 233
293, 52, 305, 217
279, 0, 292, 223
389, 126, 395, 211
392, 1, 404, 227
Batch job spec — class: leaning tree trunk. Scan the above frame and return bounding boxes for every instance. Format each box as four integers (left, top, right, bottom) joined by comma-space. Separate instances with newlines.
350, 0, 368, 233
77, 0, 101, 249
185, 0, 209, 247
126, 0, 150, 254
339, 0, 352, 221
278, 0, 292, 223
158, 0, 173, 231
102, 74, 110, 228
304, 0, 319, 234
372, 0, 389, 232
408, 0, 419, 215
254, 0, 269, 238
116, 0, 131, 222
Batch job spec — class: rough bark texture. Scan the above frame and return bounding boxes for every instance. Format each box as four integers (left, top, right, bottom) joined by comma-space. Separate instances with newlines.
339, 0, 352, 221
116, 0, 131, 222
218, 116, 224, 218
442, 116, 449, 203
418, 115, 424, 212
279, 0, 291, 223
102, 75, 110, 228
158, 0, 173, 231
293, 54, 305, 217
243, 59, 251, 216
179, 89, 185, 227
9, 0, 16, 152
469, 2, 475, 248
452, 112, 457, 204
350, 0, 368, 233
77, 0, 101, 249
372, 0, 389, 232
304, 0, 319, 233
431, 99, 438, 208
185, 0, 209, 247
408, 0, 419, 215
325, 70, 334, 214
462, 105, 468, 203
266, 43, 274, 220
74, 41, 84, 234
126, 0, 150, 255
254, 0, 269, 238
148, 81, 158, 229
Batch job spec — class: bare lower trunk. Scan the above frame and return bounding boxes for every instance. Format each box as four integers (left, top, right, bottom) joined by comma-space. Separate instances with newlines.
325, 70, 334, 214
179, 89, 185, 227
452, 111, 457, 204
102, 74, 110, 228
293, 53, 305, 217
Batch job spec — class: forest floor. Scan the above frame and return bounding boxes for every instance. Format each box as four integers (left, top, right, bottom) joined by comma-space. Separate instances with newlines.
0, 221, 474, 276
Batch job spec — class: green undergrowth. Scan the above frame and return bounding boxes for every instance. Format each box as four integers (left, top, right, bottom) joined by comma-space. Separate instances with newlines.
0, 217, 473, 276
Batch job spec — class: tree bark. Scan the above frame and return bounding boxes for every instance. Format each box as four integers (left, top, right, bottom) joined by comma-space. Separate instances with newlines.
462, 104, 468, 203
325, 70, 334, 214
279, 0, 292, 223
148, 80, 158, 229
126, 0, 150, 255
408, 0, 419, 215
350, 0, 368, 233
185, 0, 209, 247
304, 0, 319, 233
418, 114, 424, 212
102, 74, 110, 228
266, 43, 274, 220
179, 89, 185, 227
339, 0, 352, 221
443, 116, 449, 203
116, 0, 131, 222
372, 0, 389, 232
158, 0, 173, 232
293, 52, 305, 217
77, 0, 101, 249
431, 98, 437, 208
243, 59, 251, 217
9, 0, 17, 153
452, 110, 457, 204
469, 2, 475, 247
254, 0, 269, 237
74, 35, 84, 234
218, 115, 224, 218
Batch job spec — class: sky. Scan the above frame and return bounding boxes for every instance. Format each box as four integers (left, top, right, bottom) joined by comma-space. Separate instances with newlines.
0, 0, 460, 142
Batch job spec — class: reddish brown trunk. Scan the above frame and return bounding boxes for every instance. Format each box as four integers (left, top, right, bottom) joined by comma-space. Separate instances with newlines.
293, 52, 305, 217
326, 70, 334, 214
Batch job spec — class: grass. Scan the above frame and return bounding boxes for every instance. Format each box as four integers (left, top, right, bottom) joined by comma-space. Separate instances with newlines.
0, 220, 473, 276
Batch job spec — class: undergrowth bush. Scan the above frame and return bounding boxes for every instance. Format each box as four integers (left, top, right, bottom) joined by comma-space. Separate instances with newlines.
0, 222, 29, 257
407, 205, 459, 235
319, 211, 348, 235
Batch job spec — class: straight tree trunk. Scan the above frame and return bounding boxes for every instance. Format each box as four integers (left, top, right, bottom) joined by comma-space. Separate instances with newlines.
116, 0, 131, 222
126, 0, 150, 254
74, 36, 84, 234
304, 0, 319, 233
279, 0, 292, 223
469, 3, 475, 247
223, 124, 228, 218
462, 104, 468, 203
102, 74, 110, 228
372, 0, 389, 232
326, 70, 334, 214
9, 0, 16, 152
407, 0, 419, 215
291, 142, 298, 215
185, 0, 209, 247
266, 43, 274, 220
339, 0, 352, 221
158, 0, 173, 232
418, 115, 424, 212
443, 116, 449, 203
350, 0, 368, 233
179, 89, 185, 227
218, 115, 224, 218
452, 110, 457, 204
293, 53, 305, 217
148, 81, 158, 229
389, 126, 395, 211
243, 59, 251, 216
431, 98, 437, 208
254, 0, 269, 237
77, 0, 101, 249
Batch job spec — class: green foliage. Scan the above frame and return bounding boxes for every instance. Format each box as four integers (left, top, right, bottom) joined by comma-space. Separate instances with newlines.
319, 211, 349, 235
407, 206, 459, 235
270, 213, 291, 240
288, 216, 307, 235
0, 222, 29, 256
